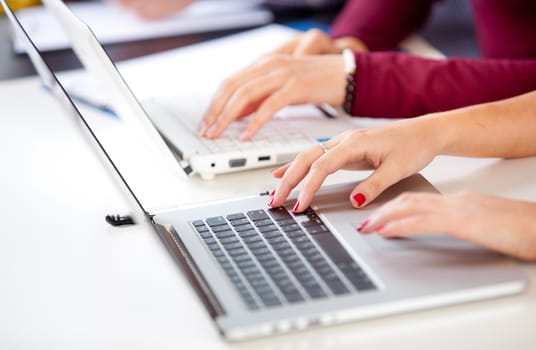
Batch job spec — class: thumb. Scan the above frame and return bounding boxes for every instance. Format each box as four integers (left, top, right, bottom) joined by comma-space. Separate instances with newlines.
349, 162, 406, 208
294, 29, 335, 55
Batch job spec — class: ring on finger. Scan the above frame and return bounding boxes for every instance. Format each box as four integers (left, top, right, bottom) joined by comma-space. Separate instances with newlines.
318, 142, 329, 154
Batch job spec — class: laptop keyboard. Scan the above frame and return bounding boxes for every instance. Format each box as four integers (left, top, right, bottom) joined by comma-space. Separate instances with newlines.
199, 123, 311, 154
192, 206, 376, 310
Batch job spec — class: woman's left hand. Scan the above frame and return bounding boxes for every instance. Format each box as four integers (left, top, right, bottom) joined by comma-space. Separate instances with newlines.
359, 191, 536, 261
199, 54, 346, 140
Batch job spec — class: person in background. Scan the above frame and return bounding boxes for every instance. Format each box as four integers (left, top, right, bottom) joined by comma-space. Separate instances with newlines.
198, 0, 536, 141
269, 89, 536, 261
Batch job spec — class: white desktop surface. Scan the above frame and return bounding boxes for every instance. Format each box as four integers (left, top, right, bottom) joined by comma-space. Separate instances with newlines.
1, 76, 536, 350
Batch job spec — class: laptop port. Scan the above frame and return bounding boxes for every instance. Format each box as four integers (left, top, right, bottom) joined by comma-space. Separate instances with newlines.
258, 155, 271, 162
229, 158, 247, 168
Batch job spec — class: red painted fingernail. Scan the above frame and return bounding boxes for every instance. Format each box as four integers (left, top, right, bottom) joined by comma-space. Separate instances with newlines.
292, 200, 301, 213
269, 190, 275, 197
353, 193, 366, 207
357, 220, 369, 232
375, 225, 385, 233
268, 197, 274, 207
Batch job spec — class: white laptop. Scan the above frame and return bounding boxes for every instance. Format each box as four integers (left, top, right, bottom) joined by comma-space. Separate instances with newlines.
5, 0, 528, 341
30, 0, 358, 180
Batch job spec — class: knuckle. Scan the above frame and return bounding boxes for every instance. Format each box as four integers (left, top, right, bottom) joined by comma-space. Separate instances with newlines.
307, 28, 324, 39
294, 152, 309, 164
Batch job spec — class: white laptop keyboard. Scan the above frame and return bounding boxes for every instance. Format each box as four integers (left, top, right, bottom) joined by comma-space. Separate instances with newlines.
154, 95, 314, 155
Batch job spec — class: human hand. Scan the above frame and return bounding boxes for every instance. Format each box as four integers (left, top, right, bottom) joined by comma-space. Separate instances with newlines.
358, 192, 536, 261
199, 54, 346, 140
116, 0, 194, 19
269, 117, 445, 212
274, 28, 368, 56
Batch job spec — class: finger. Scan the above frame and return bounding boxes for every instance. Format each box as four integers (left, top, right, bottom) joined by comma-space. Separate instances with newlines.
271, 144, 327, 207
205, 71, 288, 139
272, 34, 302, 55
294, 29, 335, 55
293, 142, 352, 212
348, 159, 411, 209
271, 138, 340, 208
136, 0, 193, 19
271, 162, 292, 179
239, 82, 297, 140
200, 56, 286, 135
375, 213, 454, 238
359, 193, 445, 233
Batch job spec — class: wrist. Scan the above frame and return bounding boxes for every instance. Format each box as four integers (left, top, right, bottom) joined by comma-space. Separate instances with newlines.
342, 48, 356, 115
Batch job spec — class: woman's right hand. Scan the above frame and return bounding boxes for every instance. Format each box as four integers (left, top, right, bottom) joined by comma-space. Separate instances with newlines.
269, 116, 447, 212
274, 28, 368, 56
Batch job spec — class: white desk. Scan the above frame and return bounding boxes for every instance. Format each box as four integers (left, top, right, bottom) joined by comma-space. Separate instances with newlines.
1, 76, 536, 350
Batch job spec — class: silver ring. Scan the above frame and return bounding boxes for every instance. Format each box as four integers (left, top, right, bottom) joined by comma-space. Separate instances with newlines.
318, 142, 329, 154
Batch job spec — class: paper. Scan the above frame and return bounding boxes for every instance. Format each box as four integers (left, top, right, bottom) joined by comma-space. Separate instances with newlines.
13, 0, 273, 53
58, 24, 300, 107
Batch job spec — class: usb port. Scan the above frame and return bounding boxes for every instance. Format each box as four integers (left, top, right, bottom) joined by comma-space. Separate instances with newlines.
258, 155, 271, 162
229, 158, 247, 168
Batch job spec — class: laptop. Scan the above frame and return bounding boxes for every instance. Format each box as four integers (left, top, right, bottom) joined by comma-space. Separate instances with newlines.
24, 0, 358, 181
4, 0, 527, 341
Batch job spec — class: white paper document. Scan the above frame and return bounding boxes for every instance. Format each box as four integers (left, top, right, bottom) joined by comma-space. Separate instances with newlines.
12, 0, 273, 53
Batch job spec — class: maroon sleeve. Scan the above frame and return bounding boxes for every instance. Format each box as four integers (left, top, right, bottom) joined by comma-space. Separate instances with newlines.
471, 0, 536, 59
330, 0, 439, 51
351, 52, 536, 118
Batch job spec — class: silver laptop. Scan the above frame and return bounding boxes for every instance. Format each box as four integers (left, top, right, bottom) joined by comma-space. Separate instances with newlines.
5, 0, 527, 341
33, 0, 357, 180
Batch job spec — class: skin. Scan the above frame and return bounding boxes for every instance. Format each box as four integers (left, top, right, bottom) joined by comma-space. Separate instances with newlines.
269, 90, 536, 260
116, 0, 194, 19
199, 29, 367, 140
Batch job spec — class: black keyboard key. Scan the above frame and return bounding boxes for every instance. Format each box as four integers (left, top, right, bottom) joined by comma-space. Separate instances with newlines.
305, 225, 330, 235
268, 207, 292, 221
212, 224, 231, 233
206, 216, 226, 227
229, 218, 249, 226
192, 220, 205, 227
199, 231, 213, 239
281, 224, 302, 233
278, 218, 297, 227
242, 235, 262, 244
247, 210, 270, 222
311, 233, 354, 265
258, 224, 279, 233
326, 279, 350, 295
227, 213, 246, 221
301, 218, 323, 227
254, 218, 274, 227
235, 224, 255, 232
287, 230, 307, 239
218, 236, 239, 245
215, 230, 235, 239
195, 225, 209, 232
263, 231, 282, 239
238, 229, 257, 238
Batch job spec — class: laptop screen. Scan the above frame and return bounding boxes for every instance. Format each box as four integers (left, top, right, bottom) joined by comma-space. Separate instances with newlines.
1, 0, 149, 223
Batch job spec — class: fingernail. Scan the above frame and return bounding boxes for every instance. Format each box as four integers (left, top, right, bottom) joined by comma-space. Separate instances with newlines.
239, 129, 251, 141
357, 220, 369, 232
292, 200, 301, 213
269, 190, 275, 197
353, 193, 366, 207
268, 197, 274, 207
198, 122, 207, 136
206, 124, 219, 138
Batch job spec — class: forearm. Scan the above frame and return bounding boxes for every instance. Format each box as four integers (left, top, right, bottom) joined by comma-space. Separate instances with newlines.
351, 52, 536, 118
422, 90, 536, 158
331, 0, 436, 51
